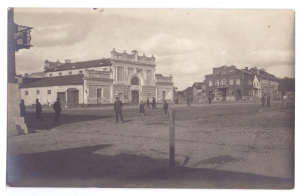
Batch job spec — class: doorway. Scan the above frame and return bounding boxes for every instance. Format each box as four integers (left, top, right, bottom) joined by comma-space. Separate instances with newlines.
57, 92, 66, 108
67, 88, 79, 108
131, 90, 139, 105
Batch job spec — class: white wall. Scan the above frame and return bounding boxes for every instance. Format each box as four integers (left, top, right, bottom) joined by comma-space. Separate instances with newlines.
20, 85, 84, 106
45, 66, 110, 77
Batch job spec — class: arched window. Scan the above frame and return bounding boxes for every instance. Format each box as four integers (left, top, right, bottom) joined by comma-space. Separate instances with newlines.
131, 77, 139, 85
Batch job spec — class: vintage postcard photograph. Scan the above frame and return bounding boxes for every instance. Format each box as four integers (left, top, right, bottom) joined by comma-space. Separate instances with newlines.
6, 8, 295, 189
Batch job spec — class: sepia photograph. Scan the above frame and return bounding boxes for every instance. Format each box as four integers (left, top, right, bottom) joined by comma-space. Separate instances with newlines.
5, 4, 296, 192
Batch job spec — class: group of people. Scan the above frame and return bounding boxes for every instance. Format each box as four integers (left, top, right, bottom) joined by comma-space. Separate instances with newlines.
261, 94, 271, 107
113, 97, 169, 123
19, 98, 62, 124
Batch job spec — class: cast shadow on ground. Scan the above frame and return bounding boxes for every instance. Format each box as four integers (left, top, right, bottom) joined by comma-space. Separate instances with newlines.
7, 144, 294, 189
25, 113, 114, 133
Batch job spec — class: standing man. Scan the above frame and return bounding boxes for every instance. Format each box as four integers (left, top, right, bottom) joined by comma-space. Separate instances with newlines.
208, 95, 212, 105
35, 99, 43, 121
266, 94, 271, 108
152, 97, 157, 109
163, 100, 169, 117
146, 98, 150, 108
20, 99, 26, 123
114, 97, 124, 123
283, 94, 288, 106
261, 94, 266, 107
53, 98, 62, 124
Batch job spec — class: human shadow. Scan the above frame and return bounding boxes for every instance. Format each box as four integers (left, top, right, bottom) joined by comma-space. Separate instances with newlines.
6, 144, 294, 189
24, 113, 114, 133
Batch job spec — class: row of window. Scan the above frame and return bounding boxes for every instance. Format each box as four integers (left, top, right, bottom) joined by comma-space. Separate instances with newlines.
48, 68, 109, 77
209, 79, 241, 86
25, 90, 51, 95
215, 70, 234, 75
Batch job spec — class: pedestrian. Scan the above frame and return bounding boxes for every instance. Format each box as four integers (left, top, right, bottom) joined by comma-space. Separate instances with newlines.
152, 97, 157, 109
139, 100, 145, 116
208, 96, 212, 105
35, 99, 43, 121
187, 97, 190, 106
146, 98, 150, 108
114, 97, 124, 123
283, 94, 287, 106
266, 94, 271, 108
261, 95, 265, 107
163, 100, 169, 117
53, 98, 62, 124
19, 99, 26, 123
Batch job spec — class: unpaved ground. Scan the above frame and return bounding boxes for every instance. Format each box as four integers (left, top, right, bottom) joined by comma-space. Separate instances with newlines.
7, 101, 295, 188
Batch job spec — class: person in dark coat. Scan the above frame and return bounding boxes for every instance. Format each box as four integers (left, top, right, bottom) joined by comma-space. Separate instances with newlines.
266, 94, 271, 107
20, 99, 26, 123
146, 98, 150, 108
139, 101, 145, 116
53, 98, 62, 124
114, 97, 124, 123
187, 97, 190, 106
163, 100, 169, 117
35, 99, 43, 121
261, 95, 266, 107
152, 97, 157, 109
208, 96, 212, 105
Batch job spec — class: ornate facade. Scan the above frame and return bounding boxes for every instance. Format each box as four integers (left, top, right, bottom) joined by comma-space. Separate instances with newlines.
19, 49, 174, 107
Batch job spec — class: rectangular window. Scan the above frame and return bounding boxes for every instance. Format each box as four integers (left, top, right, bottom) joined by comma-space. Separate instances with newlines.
36, 90, 40, 94
47, 90, 51, 95
147, 71, 153, 85
69, 71, 72, 75
163, 91, 166, 98
248, 79, 252, 85
215, 80, 219, 86
59, 72, 62, 76
229, 70, 233, 75
222, 79, 226, 85
236, 79, 241, 85
103, 68, 107, 71
117, 67, 124, 81
209, 80, 213, 86
79, 70, 83, 74
229, 79, 234, 85
49, 73, 52, 77
25, 91, 28, 95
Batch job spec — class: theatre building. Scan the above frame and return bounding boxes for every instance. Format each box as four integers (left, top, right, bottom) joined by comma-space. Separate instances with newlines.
19, 49, 174, 107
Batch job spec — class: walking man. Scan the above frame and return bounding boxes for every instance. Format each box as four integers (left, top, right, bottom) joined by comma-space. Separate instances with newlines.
261, 95, 265, 107
266, 94, 271, 108
35, 99, 43, 121
163, 100, 169, 117
152, 97, 157, 109
114, 97, 124, 123
20, 99, 26, 123
53, 98, 62, 124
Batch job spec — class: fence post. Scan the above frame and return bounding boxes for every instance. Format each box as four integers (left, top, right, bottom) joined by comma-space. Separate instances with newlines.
169, 110, 175, 168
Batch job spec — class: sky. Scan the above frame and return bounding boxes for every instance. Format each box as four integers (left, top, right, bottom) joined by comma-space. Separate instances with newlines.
13, 8, 295, 90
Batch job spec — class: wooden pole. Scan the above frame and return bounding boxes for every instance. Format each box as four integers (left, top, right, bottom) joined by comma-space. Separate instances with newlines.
169, 110, 175, 167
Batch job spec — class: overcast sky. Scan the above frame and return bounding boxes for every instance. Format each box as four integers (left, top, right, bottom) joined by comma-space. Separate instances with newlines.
14, 8, 295, 90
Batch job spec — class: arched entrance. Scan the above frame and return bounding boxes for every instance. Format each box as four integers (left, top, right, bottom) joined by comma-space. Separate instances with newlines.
131, 76, 140, 105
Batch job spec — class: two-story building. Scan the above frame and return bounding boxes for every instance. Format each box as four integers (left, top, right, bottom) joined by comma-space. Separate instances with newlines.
19, 49, 174, 107
205, 65, 279, 101
205, 65, 254, 101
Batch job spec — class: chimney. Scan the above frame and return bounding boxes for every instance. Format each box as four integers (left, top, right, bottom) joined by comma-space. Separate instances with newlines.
56, 59, 61, 67
65, 59, 71, 64
245, 67, 248, 70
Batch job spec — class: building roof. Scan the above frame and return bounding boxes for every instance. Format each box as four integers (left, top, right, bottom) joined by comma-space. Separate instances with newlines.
20, 75, 84, 88
278, 78, 295, 91
248, 68, 278, 81
44, 59, 112, 73
192, 82, 205, 89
